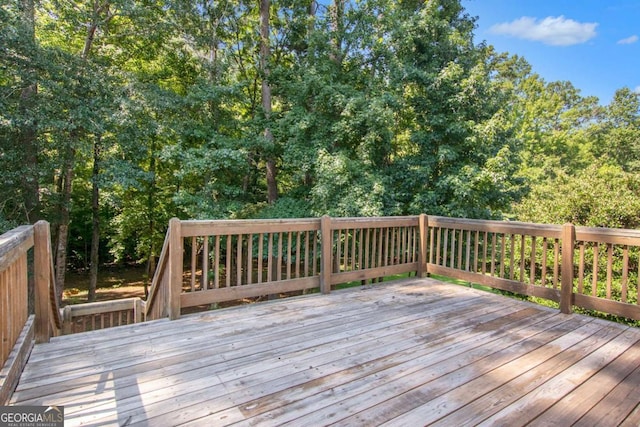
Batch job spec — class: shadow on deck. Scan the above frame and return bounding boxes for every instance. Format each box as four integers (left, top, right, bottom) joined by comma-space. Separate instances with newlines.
10, 278, 640, 426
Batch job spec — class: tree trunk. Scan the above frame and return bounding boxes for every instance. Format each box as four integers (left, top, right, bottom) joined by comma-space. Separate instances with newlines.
145, 145, 158, 298
260, 0, 278, 204
18, 0, 39, 223
330, 0, 345, 65
54, 2, 113, 301
55, 146, 74, 305
266, 157, 278, 203
89, 136, 101, 302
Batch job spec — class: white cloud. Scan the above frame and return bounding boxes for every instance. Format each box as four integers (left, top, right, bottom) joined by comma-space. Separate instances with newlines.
489, 16, 598, 46
617, 35, 639, 44
634, 86, 640, 94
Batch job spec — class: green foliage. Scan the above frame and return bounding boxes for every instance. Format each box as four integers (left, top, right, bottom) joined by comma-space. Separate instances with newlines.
515, 164, 640, 229
2, 0, 640, 282
311, 149, 386, 217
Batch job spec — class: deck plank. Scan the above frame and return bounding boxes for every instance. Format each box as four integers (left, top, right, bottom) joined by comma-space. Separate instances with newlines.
18, 284, 459, 386
318, 313, 594, 427
9, 278, 640, 427
68, 290, 520, 425
532, 333, 640, 426
475, 326, 640, 427
14, 284, 468, 402
430, 320, 626, 426
143, 305, 541, 426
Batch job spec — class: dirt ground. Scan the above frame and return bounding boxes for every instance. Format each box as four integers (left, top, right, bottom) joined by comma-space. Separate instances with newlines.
63, 265, 147, 304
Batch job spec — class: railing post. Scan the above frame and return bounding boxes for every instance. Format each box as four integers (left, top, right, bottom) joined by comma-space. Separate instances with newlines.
560, 223, 575, 314
418, 214, 428, 278
320, 215, 332, 294
33, 221, 52, 343
168, 218, 183, 320
134, 298, 144, 323
62, 306, 73, 335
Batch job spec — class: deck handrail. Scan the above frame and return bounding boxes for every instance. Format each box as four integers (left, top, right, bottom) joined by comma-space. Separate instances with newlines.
147, 215, 640, 322
61, 297, 145, 334
427, 218, 640, 320
3, 214, 639, 365
146, 215, 427, 320
145, 226, 171, 320
0, 220, 61, 404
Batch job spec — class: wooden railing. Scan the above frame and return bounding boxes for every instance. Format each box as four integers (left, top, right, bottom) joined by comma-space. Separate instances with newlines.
428, 216, 640, 321
146, 216, 425, 320
61, 298, 146, 334
572, 226, 640, 319
427, 216, 566, 303
0, 221, 62, 404
2, 214, 640, 401
327, 216, 424, 285
145, 227, 171, 320
147, 214, 640, 322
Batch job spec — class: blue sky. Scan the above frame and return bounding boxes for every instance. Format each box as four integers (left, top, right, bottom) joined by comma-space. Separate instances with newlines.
462, 0, 640, 105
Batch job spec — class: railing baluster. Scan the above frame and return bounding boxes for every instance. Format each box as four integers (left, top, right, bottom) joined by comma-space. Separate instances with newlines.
528, 236, 535, 285
578, 241, 585, 294
377, 228, 384, 269
214, 235, 220, 288
429, 227, 435, 265
287, 231, 292, 279
191, 236, 197, 292
277, 232, 283, 281
482, 231, 488, 275
236, 234, 243, 287
351, 228, 357, 270
358, 228, 364, 270
449, 228, 455, 269
457, 229, 463, 270
592, 243, 599, 297
474, 230, 480, 273
202, 236, 209, 290
490, 232, 497, 277
295, 232, 301, 278
267, 233, 273, 282
304, 231, 310, 277
247, 234, 253, 284
606, 243, 613, 300
553, 238, 560, 290
226, 235, 232, 288
441, 228, 448, 268
257, 233, 263, 284
509, 234, 515, 280
500, 233, 506, 278
541, 237, 548, 288
519, 235, 526, 282
621, 246, 629, 303
365, 228, 371, 270
465, 230, 472, 272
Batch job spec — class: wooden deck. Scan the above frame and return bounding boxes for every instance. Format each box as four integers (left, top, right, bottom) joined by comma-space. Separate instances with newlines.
10, 278, 640, 426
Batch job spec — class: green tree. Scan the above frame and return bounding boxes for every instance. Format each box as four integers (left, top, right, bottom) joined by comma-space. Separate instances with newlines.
591, 87, 640, 172
381, 1, 521, 218
515, 164, 640, 229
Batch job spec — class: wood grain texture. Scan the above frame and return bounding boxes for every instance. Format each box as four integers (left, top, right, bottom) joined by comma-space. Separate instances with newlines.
10, 278, 640, 426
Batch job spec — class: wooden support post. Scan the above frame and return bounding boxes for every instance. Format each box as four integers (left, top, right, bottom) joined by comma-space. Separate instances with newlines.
62, 306, 72, 335
168, 218, 183, 320
134, 298, 144, 323
320, 215, 332, 294
33, 221, 52, 343
560, 223, 575, 314
418, 214, 428, 278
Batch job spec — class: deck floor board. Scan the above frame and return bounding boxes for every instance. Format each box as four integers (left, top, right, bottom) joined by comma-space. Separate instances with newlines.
11, 278, 640, 426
